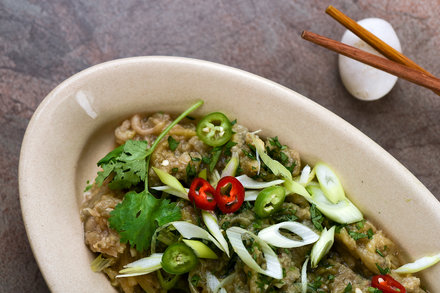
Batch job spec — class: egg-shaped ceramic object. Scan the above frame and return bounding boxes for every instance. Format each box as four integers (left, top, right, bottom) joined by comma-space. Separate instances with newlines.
339, 18, 402, 101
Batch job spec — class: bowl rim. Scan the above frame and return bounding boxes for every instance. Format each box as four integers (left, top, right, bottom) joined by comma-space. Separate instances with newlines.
19, 56, 440, 292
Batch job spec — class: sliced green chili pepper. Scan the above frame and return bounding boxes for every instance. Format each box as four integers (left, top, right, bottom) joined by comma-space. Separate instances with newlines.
254, 186, 286, 218
196, 112, 233, 147
161, 242, 198, 275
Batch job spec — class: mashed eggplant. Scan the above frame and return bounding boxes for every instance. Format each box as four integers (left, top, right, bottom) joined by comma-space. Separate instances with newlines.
81, 112, 425, 293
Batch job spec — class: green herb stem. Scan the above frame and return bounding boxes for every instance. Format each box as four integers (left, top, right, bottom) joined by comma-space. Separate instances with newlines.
146, 100, 204, 158
144, 100, 203, 190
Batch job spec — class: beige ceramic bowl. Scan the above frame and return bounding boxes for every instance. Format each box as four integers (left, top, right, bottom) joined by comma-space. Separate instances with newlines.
19, 56, 440, 292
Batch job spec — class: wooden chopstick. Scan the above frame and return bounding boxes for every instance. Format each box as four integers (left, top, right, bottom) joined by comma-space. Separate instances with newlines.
301, 31, 440, 93
325, 5, 440, 95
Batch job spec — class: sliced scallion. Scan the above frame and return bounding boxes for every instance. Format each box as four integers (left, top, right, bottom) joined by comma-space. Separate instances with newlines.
152, 167, 188, 196
201, 211, 230, 256
226, 226, 283, 279
250, 134, 292, 180
171, 221, 225, 253
306, 184, 363, 224
314, 162, 345, 204
236, 174, 284, 189
90, 254, 114, 272
206, 271, 227, 293
116, 253, 163, 278
221, 152, 239, 178
258, 222, 319, 248
244, 190, 259, 201
301, 257, 309, 293
394, 253, 440, 274
182, 239, 218, 259
310, 226, 335, 268
151, 186, 189, 200
298, 165, 315, 186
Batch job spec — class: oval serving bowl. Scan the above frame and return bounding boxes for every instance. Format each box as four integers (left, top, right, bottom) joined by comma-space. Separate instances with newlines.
19, 56, 440, 292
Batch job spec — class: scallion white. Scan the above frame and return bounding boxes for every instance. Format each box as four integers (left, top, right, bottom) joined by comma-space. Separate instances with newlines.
314, 163, 345, 204
258, 222, 319, 248
116, 253, 163, 278
151, 186, 189, 200
201, 211, 230, 256
310, 226, 335, 268
251, 134, 292, 180
244, 190, 259, 201
301, 258, 309, 293
221, 152, 239, 178
394, 253, 440, 274
171, 221, 225, 253
226, 226, 283, 279
206, 271, 227, 293
152, 167, 188, 197
90, 254, 114, 272
236, 174, 284, 189
298, 165, 315, 186
306, 184, 363, 224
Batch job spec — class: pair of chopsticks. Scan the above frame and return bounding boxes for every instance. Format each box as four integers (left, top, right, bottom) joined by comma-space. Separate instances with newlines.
301, 6, 440, 95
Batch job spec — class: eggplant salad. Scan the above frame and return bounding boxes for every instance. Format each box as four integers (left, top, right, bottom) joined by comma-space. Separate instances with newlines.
81, 100, 439, 293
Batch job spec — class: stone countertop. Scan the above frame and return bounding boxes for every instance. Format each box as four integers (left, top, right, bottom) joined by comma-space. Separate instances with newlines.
1, 0, 439, 292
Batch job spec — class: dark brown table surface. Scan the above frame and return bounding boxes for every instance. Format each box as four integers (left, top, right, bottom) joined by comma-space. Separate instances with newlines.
1, 0, 439, 291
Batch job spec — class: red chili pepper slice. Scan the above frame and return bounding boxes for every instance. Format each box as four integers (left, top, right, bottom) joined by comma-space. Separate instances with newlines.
188, 178, 216, 210
215, 176, 245, 213
371, 275, 406, 293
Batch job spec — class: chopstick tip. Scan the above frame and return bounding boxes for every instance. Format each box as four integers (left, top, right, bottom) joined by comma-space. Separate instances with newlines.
325, 5, 334, 13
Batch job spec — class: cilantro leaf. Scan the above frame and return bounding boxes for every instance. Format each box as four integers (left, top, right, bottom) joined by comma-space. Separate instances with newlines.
168, 136, 179, 151
95, 140, 149, 190
375, 263, 390, 275
97, 144, 124, 165
109, 190, 181, 252
343, 282, 352, 293
310, 204, 324, 231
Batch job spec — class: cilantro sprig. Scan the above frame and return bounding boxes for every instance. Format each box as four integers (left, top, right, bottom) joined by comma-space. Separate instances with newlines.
96, 100, 204, 252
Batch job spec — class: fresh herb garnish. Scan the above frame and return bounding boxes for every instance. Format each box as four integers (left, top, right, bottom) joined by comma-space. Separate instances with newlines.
273, 209, 298, 222
375, 263, 390, 275
310, 204, 324, 231
109, 190, 181, 252
269, 136, 285, 150
348, 230, 368, 241
356, 219, 366, 230
95, 140, 149, 190
190, 156, 201, 162
343, 282, 352, 292
308, 276, 323, 292
84, 180, 92, 192
103, 100, 204, 252
335, 224, 347, 233
223, 141, 237, 157
186, 162, 197, 183
376, 248, 384, 257
242, 148, 256, 160
168, 136, 179, 151
171, 167, 178, 173
328, 274, 335, 281
367, 228, 374, 239
209, 146, 222, 172
202, 156, 211, 164
368, 287, 383, 293
230, 119, 237, 125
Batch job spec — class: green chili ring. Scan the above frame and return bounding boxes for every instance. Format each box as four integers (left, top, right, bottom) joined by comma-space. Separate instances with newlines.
254, 186, 286, 218
196, 112, 233, 147
161, 242, 198, 275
